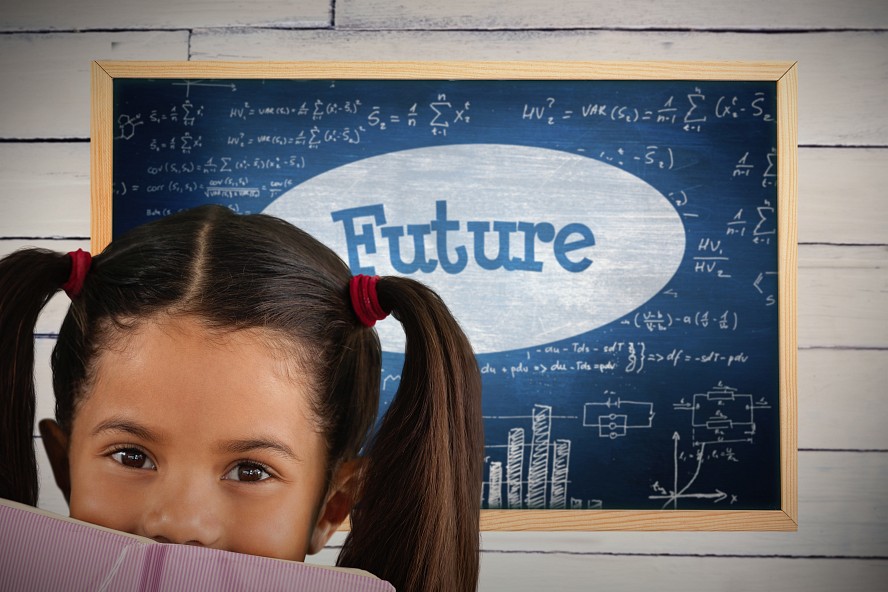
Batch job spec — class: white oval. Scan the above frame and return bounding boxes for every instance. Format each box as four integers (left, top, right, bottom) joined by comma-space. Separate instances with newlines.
264, 144, 685, 354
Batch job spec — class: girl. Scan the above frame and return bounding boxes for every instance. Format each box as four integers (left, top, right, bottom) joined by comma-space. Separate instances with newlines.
0, 204, 483, 592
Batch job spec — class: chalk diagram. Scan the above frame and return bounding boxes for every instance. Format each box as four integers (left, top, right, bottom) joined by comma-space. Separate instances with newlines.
583, 396, 655, 439
115, 113, 143, 141
483, 395, 654, 510
483, 404, 577, 510
650, 381, 771, 509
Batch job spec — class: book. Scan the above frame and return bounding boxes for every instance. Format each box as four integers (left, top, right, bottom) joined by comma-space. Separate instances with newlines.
0, 498, 394, 591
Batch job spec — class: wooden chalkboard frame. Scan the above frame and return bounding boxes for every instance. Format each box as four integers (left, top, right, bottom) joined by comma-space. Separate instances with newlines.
91, 60, 798, 532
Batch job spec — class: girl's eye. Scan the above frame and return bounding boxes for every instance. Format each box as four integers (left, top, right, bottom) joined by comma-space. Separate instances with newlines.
110, 448, 156, 470
223, 463, 271, 483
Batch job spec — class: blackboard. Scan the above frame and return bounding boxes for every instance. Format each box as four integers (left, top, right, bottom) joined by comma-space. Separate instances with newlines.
92, 61, 798, 531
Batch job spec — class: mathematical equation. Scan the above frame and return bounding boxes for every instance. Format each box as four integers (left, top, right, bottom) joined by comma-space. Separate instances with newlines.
478, 337, 752, 380
116, 91, 474, 155
521, 88, 774, 132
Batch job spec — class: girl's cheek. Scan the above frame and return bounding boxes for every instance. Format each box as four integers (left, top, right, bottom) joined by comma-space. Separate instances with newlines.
222, 496, 312, 561
70, 479, 135, 534
68, 458, 145, 536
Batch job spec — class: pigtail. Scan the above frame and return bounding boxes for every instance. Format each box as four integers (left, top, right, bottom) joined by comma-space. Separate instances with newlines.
338, 277, 483, 592
0, 248, 71, 505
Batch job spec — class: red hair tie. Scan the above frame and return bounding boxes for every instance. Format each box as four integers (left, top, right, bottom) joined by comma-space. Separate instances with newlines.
349, 274, 388, 327
62, 248, 92, 299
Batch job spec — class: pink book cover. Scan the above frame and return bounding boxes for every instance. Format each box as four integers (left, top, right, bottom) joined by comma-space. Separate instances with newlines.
0, 498, 395, 591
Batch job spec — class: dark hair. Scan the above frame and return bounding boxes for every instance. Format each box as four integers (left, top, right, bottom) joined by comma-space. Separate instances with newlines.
0, 204, 483, 591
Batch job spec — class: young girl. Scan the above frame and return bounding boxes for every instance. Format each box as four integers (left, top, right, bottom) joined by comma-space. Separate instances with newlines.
0, 204, 483, 591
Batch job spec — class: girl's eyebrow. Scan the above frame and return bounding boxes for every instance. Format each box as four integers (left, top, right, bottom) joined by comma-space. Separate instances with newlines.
217, 438, 303, 464
89, 419, 301, 463
91, 417, 163, 442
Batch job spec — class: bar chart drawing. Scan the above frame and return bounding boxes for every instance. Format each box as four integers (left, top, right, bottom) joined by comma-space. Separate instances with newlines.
484, 404, 585, 509
488, 461, 503, 509
527, 405, 552, 509
549, 439, 571, 509
506, 427, 524, 509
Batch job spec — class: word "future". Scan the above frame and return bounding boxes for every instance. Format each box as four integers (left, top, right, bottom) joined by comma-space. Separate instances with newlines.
331, 200, 595, 275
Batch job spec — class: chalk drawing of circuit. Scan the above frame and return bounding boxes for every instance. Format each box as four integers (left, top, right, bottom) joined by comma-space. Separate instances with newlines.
673, 380, 770, 447
582, 396, 655, 439
649, 381, 772, 509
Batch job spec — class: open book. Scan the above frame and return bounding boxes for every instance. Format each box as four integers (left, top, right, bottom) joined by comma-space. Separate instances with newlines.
0, 498, 394, 591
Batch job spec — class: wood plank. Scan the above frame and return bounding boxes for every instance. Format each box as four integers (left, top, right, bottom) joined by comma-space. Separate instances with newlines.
799, 148, 888, 245
311, 549, 888, 591
0, 0, 329, 32
798, 245, 888, 348
0, 144, 90, 237
799, 349, 888, 450
478, 451, 888, 558
91, 62, 113, 254
96, 59, 795, 80
1, 146, 884, 244
3, 31, 885, 145
0, 32, 188, 139
310, 451, 888, 560
474, 555, 887, 592
338, 0, 888, 31
777, 64, 799, 526
190, 29, 888, 146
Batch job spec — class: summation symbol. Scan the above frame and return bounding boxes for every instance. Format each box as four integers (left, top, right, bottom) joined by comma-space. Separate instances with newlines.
753, 199, 776, 243
683, 87, 707, 132
761, 147, 777, 188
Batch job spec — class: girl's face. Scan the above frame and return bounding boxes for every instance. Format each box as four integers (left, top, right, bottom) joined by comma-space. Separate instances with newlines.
52, 315, 348, 561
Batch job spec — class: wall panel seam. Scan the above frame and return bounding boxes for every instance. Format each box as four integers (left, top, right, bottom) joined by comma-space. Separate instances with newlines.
0, 26, 885, 35
320, 544, 888, 559
332, 26, 888, 34
0, 28, 193, 35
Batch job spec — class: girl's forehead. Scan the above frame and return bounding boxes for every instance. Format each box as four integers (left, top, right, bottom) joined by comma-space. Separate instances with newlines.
79, 315, 321, 444
99, 314, 309, 381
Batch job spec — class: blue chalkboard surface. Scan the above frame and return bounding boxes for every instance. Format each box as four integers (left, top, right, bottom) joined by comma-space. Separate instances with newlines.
97, 62, 797, 524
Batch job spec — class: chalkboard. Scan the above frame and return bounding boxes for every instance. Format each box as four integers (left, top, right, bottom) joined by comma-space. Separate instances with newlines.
91, 61, 798, 531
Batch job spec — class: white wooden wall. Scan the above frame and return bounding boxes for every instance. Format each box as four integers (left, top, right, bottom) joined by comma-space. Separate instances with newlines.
1, 1, 886, 590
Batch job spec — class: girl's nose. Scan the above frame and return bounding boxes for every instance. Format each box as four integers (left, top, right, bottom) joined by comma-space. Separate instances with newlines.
140, 474, 223, 547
